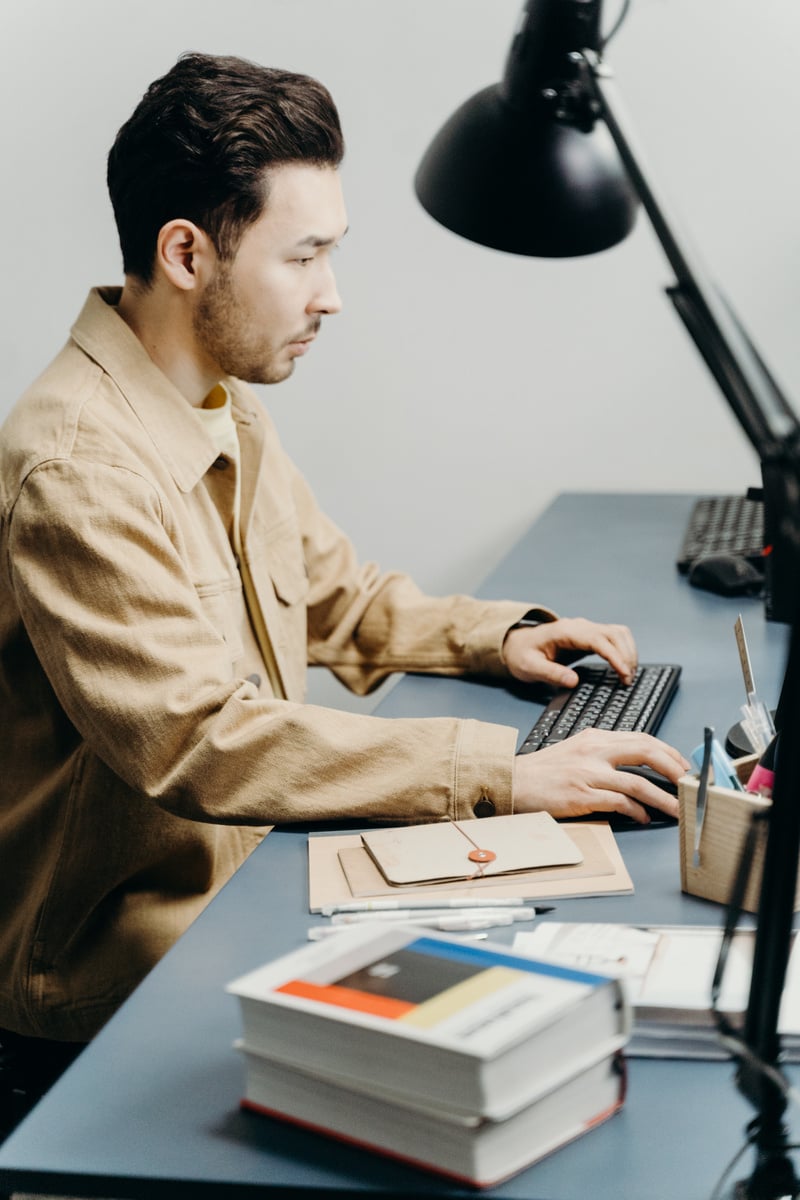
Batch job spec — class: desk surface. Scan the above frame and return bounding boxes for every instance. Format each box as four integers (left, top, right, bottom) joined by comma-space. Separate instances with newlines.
0, 492, 792, 1200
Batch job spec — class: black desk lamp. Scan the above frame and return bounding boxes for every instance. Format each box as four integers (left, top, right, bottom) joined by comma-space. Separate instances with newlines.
414, 2, 800, 1196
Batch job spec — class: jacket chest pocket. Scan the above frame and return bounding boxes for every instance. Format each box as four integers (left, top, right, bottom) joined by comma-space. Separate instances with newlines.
244, 519, 309, 700
267, 527, 309, 608
195, 577, 246, 673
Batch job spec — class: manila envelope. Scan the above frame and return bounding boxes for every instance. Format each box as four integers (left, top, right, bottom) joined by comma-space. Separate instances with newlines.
360, 811, 583, 886
307, 822, 632, 912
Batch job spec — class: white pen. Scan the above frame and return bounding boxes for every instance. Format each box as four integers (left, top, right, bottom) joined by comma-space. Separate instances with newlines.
320, 897, 528, 915
312, 914, 516, 936
308, 926, 490, 941
330, 908, 536, 926
425, 914, 515, 931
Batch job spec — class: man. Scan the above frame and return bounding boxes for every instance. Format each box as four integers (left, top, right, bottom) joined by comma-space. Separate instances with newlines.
0, 53, 686, 1067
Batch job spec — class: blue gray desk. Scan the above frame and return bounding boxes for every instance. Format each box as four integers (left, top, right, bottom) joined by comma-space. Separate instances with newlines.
0, 492, 793, 1199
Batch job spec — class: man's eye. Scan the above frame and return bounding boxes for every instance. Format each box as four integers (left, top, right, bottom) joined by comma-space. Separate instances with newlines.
295, 257, 314, 267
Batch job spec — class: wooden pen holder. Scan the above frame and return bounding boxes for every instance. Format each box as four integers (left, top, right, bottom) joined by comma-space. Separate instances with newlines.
678, 754, 800, 914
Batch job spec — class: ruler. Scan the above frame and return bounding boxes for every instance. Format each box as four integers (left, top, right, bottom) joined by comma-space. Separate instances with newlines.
734, 613, 755, 699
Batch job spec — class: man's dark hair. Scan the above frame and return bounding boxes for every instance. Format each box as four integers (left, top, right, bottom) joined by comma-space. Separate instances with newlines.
107, 52, 345, 283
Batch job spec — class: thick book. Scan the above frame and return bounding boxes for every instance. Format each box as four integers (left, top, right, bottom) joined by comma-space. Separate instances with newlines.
517, 922, 800, 1060
227, 923, 630, 1120
237, 1043, 626, 1189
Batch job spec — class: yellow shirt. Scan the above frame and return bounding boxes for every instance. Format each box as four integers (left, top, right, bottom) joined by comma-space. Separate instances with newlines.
197, 384, 284, 698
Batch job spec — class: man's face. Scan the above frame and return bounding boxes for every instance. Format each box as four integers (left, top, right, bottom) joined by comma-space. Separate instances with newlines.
193, 163, 347, 385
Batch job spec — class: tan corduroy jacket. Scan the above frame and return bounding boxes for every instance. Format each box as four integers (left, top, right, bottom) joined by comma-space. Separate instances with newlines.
0, 289, 552, 1040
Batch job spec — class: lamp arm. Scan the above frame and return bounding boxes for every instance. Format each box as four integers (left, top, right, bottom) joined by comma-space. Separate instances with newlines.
582, 54, 795, 458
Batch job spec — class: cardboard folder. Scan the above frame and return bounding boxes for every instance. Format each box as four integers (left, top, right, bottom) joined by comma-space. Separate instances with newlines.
307, 821, 633, 912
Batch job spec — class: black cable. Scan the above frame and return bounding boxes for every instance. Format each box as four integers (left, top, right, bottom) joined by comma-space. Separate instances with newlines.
600, 0, 632, 50
711, 1140, 800, 1200
710, 1130, 757, 1200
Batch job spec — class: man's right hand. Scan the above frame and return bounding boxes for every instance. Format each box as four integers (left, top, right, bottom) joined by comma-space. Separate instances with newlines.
512, 729, 690, 825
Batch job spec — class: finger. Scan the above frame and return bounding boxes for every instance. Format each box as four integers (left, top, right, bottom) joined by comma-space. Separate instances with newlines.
528, 659, 581, 689
640, 740, 691, 778
594, 731, 690, 777
610, 770, 680, 819
549, 620, 638, 684
592, 621, 636, 660
590, 628, 638, 685
613, 623, 637, 663
573, 788, 655, 825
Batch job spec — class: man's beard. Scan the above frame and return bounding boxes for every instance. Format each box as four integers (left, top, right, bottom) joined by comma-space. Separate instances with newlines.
193, 265, 292, 385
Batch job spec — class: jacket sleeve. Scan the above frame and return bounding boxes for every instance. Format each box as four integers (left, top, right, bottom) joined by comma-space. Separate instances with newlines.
291, 460, 556, 694
8, 458, 522, 827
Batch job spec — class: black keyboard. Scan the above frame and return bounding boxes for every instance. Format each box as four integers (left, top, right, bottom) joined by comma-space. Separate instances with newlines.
517, 662, 681, 754
676, 494, 764, 574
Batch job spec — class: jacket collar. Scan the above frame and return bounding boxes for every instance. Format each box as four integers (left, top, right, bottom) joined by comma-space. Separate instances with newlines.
70, 288, 260, 493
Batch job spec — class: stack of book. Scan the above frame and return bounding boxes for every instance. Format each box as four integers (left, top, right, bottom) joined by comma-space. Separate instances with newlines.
226, 924, 631, 1188
517, 922, 800, 1060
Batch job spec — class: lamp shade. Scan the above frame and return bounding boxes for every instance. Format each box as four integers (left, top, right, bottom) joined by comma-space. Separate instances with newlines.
414, 82, 639, 257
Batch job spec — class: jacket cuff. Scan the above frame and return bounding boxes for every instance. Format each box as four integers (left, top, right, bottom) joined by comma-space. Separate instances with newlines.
452, 719, 518, 821
468, 603, 557, 678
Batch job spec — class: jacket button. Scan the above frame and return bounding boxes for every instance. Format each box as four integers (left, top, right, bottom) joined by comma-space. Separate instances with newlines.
246, 673, 262, 688
473, 796, 495, 818
212, 455, 228, 470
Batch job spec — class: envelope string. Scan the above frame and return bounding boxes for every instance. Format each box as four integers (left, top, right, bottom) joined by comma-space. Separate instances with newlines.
449, 818, 496, 879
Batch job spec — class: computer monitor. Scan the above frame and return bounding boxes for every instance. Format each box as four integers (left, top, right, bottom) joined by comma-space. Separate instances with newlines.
663, 272, 800, 623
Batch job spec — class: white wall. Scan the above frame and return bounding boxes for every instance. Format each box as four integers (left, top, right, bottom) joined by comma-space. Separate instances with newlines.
1, 0, 798, 707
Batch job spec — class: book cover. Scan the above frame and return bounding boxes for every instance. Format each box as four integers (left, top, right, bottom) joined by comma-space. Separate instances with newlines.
227, 924, 630, 1119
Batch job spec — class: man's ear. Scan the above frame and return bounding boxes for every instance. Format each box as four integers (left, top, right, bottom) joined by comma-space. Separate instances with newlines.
155, 219, 215, 292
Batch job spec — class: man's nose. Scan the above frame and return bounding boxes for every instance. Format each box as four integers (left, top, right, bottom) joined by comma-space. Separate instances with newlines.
310, 261, 342, 316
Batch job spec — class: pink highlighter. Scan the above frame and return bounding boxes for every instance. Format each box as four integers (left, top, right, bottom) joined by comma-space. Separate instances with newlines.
746, 734, 779, 800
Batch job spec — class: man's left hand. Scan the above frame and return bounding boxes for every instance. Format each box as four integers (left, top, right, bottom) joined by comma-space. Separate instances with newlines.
503, 616, 637, 690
